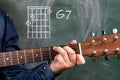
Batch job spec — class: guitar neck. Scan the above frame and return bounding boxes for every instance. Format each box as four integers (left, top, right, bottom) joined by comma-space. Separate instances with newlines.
0, 44, 80, 67
1, 33, 120, 67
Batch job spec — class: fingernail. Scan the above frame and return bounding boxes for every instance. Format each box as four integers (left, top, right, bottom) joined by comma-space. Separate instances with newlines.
73, 40, 77, 43
70, 40, 77, 44
53, 46, 57, 50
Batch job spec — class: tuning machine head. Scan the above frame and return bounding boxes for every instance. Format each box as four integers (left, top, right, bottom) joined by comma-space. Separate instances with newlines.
89, 32, 96, 45
103, 49, 109, 60
115, 48, 120, 52
115, 48, 120, 59
102, 30, 106, 36
112, 28, 119, 41
89, 32, 95, 38
112, 28, 118, 34
105, 56, 109, 60
102, 38, 107, 42
117, 55, 120, 59
92, 57, 98, 62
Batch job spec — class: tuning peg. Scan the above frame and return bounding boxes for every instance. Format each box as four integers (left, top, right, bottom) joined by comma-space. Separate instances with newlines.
112, 28, 119, 41
90, 40, 95, 45
105, 56, 109, 60
89, 32, 95, 38
112, 28, 118, 34
101, 31, 107, 43
115, 48, 120, 52
115, 48, 120, 59
113, 36, 119, 40
92, 33, 95, 37
104, 49, 109, 60
104, 49, 108, 55
117, 55, 120, 59
92, 50, 97, 55
102, 30, 106, 36
92, 57, 98, 62
102, 38, 107, 42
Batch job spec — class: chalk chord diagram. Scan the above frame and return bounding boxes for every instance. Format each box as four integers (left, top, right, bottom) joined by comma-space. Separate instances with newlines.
26, 6, 51, 39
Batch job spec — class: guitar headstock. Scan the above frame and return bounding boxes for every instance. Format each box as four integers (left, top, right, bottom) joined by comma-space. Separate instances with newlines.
81, 32, 120, 61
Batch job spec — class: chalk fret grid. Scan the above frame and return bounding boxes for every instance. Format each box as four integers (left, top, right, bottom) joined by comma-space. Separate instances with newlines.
26, 6, 51, 39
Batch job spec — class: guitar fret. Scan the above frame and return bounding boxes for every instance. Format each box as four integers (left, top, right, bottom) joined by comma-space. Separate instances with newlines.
40, 48, 43, 61
49, 47, 52, 60
10, 52, 13, 65
0, 53, 4, 67
24, 50, 27, 63
31, 49, 35, 63
78, 43, 82, 55
3, 53, 6, 66
16, 51, 20, 64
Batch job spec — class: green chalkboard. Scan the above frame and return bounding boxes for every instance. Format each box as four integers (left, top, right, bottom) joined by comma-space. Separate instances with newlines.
0, 0, 120, 80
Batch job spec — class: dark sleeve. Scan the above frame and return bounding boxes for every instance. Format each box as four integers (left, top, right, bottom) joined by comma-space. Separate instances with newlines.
0, 10, 55, 80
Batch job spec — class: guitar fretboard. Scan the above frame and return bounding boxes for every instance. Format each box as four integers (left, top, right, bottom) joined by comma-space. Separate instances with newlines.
0, 44, 79, 67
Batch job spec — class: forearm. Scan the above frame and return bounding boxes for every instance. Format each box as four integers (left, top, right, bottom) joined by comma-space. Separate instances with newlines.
1, 62, 55, 80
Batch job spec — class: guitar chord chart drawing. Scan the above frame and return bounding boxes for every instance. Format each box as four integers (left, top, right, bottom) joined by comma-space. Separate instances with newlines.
26, 6, 51, 39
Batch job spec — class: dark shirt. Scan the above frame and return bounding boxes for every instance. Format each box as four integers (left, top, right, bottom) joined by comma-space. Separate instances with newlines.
0, 9, 55, 80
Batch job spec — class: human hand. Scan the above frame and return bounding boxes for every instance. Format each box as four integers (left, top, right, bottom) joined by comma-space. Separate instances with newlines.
50, 40, 85, 73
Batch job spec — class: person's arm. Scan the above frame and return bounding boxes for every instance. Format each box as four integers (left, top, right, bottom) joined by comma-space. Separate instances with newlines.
0, 9, 85, 80
0, 9, 55, 80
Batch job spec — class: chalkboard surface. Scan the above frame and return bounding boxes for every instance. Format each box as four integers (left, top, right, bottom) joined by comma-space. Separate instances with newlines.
0, 0, 120, 80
